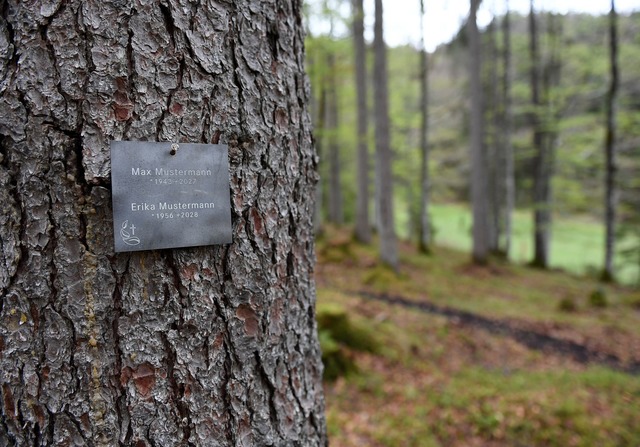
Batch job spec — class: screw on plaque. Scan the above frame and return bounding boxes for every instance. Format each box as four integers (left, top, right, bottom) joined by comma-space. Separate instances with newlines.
170, 143, 179, 155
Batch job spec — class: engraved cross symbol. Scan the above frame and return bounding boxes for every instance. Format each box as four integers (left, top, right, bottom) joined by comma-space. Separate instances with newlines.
130, 223, 136, 235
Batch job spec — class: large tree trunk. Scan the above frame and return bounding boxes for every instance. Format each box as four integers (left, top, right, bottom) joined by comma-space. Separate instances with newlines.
603, 0, 619, 282
469, 0, 490, 265
352, 0, 371, 244
0, 1, 327, 446
418, 0, 432, 254
373, 0, 398, 270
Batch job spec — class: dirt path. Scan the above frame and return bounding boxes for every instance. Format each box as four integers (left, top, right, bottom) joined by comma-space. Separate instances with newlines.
359, 291, 640, 375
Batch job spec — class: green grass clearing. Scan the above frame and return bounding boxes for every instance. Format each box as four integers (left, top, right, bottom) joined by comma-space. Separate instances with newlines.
414, 203, 640, 285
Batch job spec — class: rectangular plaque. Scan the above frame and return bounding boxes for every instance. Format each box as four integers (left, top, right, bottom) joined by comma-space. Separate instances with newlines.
111, 141, 232, 252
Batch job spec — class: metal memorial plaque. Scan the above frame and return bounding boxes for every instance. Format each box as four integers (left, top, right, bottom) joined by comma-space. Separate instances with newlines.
111, 141, 232, 252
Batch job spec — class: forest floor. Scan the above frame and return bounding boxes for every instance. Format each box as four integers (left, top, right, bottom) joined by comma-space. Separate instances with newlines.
315, 227, 640, 446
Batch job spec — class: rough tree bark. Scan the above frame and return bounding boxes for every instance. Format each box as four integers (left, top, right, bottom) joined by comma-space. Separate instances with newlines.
352, 0, 371, 244
469, 0, 490, 265
0, 1, 327, 446
603, 0, 619, 282
373, 0, 398, 270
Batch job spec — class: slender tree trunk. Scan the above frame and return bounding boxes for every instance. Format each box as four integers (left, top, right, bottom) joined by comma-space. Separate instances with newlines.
469, 0, 490, 264
541, 13, 563, 269
327, 52, 344, 225
418, 0, 432, 254
0, 1, 327, 446
531, 10, 563, 269
315, 85, 328, 235
486, 18, 501, 254
308, 42, 325, 235
603, 0, 619, 282
352, 0, 371, 243
373, 0, 398, 270
529, 0, 549, 268
502, 2, 515, 258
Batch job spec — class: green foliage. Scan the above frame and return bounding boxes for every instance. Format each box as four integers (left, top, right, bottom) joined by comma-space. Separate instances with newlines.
318, 328, 357, 382
316, 302, 380, 381
558, 296, 578, 312
363, 264, 408, 292
318, 237, 355, 263
589, 288, 608, 308
317, 303, 380, 353
630, 295, 640, 310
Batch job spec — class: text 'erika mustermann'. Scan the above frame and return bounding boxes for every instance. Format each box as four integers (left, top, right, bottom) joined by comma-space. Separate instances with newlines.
130, 202, 215, 211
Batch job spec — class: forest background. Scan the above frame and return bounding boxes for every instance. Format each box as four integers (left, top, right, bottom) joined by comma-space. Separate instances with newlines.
304, 0, 640, 284
305, 1, 640, 444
